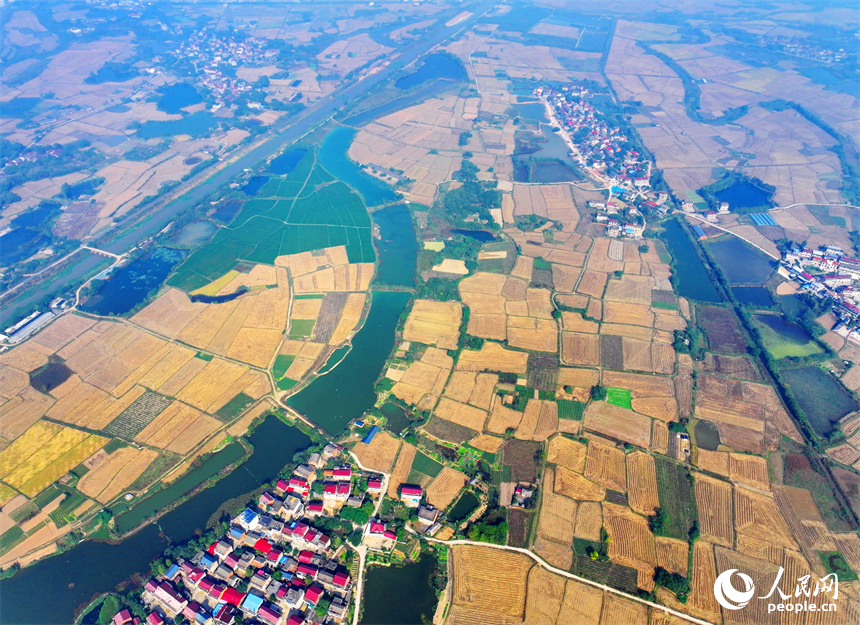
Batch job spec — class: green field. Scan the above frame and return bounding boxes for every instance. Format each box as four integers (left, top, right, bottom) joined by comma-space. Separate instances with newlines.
411, 451, 443, 478
654, 457, 697, 541
819, 551, 858, 581
272, 354, 296, 379
289, 319, 316, 339
167, 150, 375, 292
606, 388, 632, 410
136, 111, 217, 139
753, 314, 823, 359
215, 392, 255, 421
557, 399, 586, 420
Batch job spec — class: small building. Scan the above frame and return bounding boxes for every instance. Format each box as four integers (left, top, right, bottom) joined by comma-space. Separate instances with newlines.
400, 485, 423, 508
366, 477, 383, 494
719, 202, 730, 213
691, 225, 706, 240
361, 426, 379, 444
112, 609, 133, 625
705, 210, 718, 223
304, 583, 325, 607
416, 505, 438, 527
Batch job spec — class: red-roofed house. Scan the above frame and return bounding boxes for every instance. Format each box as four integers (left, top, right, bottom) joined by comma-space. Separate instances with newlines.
258, 604, 281, 625
399, 485, 422, 508
275, 478, 289, 494
306, 500, 323, 516
332, 466, 352, 481
254, 538, 272, 554
287, 477, 309, 497
366, 478, 383, 494
365, 521, 397, 550
304, 584, 324, 606
332, 571, 351, 589
287, 615, 305, 625
296, 563, 318, 578
298, 550, 314, 564
221, 587, 245, 607
146, 613, 164, 625
113, 609, 133, 625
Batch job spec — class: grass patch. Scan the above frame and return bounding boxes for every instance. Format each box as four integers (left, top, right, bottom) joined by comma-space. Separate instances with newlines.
0, 525, 26, 551
272, 354, 296, 379
277, 378, 298, 391
557, 399, 586, 420
819, 551, 858, 581
654, 457, 697, 540
411, 451, 443, 478
294, 293, 325, 300
753, 314, 823, 359
606, 388, 632, 410
214, 393, 255, 421
195, 352, 214, 361
651, 300, 679, 310
289, 319, 316, 339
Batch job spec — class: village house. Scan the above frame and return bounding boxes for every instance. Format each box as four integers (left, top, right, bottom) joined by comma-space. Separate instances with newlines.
399, 485, 423, 508
364, 520, 397, 551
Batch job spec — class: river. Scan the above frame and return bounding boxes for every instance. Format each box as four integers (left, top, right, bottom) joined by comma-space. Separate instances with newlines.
0, 417, 311, 625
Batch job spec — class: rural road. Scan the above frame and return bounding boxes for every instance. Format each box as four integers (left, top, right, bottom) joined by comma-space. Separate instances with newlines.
347, 457, 714, 625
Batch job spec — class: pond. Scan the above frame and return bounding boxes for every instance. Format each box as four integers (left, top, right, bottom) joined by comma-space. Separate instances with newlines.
243, 175, 270, 196
374, 205, 418, 287
753, 314, 824, 359
171, 220, 217, 247
706, 237, 773, 285
0, 226, 50, 265
189, 288, 247, 304
781, 367, 860, 438
379, 402, 411, 433
287, 290, 411, 434
451, 228, 496, 242
79, 248, 185, 316
732, 286, 774, 308
515, 102, 547, 122
447, 490, 480, 522
395, 52, 466, 90
714, 180, 772, 209
778, 293, 806, 318
318, 127, 399, 207
0, 416, 312, 625
28, 359, 73, 394
694, 420, 721, 451
268, 148, 307, 175
658, 220, 722, 303
361, 553, 438, 624
157, 83, 202, 114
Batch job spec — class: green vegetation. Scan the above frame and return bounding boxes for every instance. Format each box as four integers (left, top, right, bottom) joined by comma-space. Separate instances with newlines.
214, 393, 254, 421
606, 388, 632, 410
466, 518, 508, 544
458, 131, 472, 147
590, 385, 607, 401
273, 354, 296, 379
654, 568, 691, 603
289, 319, 316, 339
752, 315, 823, 360
654, 458, 697, 540
557, 399, 586, 420
168, 151, 375, 291
443, 158, 501, 224
515, 214, 550, 231
135, 111, 218, 139
98, 596, 122, 625
85, 61, 138, 84
411, 451, 444, 478
819, 551, 858, 581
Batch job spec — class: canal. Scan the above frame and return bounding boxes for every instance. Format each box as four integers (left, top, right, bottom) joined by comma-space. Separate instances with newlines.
0, 416, 312, 625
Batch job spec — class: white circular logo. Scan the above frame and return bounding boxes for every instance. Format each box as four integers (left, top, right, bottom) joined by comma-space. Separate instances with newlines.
714, 569, 755, 610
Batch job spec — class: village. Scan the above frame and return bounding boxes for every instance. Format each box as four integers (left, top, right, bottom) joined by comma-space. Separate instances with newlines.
780, 244, 860, 332
105, 432, 466, 625
537, 83, 672, 240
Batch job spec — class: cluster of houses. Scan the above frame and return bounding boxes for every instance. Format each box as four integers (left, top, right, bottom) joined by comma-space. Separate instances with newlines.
118, 442, 408, 625
171, 29, 280, 109
754, 34, 849, 64
780, 245, 860, 324
2, 147, 62, 170
543, 83, 653, 185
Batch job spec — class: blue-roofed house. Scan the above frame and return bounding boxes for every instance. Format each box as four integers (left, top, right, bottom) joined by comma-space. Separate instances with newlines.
200, 553, 218, 571
229, 526, 245, 542
691, 225, 706, 240
238, 508, 259, 531
165, 563, 181, 581
241, 593, 264, 614
361, 426, 379, 445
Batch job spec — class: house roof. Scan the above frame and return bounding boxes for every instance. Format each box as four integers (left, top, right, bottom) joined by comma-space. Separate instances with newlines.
146, 613, 164, 625
401, 486, 422, 496
297, 563, 317, 577
222, 587, 245, 606
254, 538, 272, 554
333, 571, 350, 587
257, 605, 281, 624
298, 550, 314, 563
241, 593, 264, 613
287, 615, 305, 625
304, 584, 324, 603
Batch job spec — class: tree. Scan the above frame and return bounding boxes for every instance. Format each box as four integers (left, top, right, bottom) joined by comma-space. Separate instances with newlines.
458, 131, 472, 146
648, 507, 667, 535
654, 567, 690, 602
590, 385, 607, 401
316, 596, 332, 617
638, 244, 649, 253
